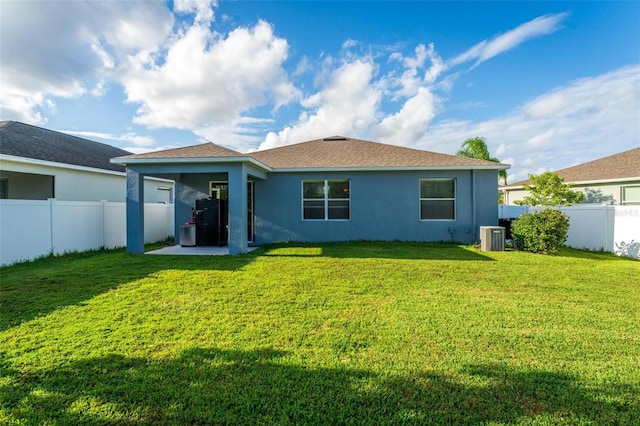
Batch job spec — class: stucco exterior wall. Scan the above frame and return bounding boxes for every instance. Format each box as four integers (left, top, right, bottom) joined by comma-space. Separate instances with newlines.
254, 169, 499, 244
0, 157, 173, 202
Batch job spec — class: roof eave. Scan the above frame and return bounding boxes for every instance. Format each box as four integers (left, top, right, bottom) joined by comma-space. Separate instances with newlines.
570, 176, 640, 185
111, 156, 273, 172
1, 153, 126, 176
271, 165, 510, 173
504, 175, 640, 190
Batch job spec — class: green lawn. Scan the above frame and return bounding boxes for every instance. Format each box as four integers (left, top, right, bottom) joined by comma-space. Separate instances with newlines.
1, 242, 638, 425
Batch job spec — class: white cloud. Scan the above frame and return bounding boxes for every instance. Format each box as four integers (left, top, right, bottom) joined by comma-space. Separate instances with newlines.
387, 43, 443, 98
0, 91, 56, 125
123, 20, 298, 132
61, 130, 154, 148
193, 116, 276, 152
258, 11, 569, 154
372, 87, 437, 145
4, 1, 628, 173
173, 0, 217, 25
524, 129, 555, 149
424, 65, 640, 184
342, 39, 359, 49
0, 1, 173, 124
449, 12, 569, 69
260, 59, 382, 149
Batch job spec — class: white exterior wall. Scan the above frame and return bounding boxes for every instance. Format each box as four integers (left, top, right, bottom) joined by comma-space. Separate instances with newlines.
0, 156, 173, 203
503, 180, 640, 206
0, 199, 174, 266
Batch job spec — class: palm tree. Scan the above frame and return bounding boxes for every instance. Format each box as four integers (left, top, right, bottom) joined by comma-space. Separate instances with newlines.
456, 137, 507, 185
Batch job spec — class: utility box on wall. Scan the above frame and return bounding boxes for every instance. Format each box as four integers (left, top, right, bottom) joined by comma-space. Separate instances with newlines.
480, 226, 505, 251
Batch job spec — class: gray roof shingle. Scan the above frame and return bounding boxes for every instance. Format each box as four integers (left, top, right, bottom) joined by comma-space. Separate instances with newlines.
505, 147, 640, 188
0, 121, 130, 173
115, 135, 509, 170
250, 136, 507, 169
115, 142, 243, 159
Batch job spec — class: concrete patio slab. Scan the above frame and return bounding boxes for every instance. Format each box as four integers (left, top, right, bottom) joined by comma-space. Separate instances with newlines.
146, 245, 258, 256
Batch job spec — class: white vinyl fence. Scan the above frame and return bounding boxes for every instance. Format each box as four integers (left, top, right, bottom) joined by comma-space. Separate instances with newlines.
499, 204, 640, 259
0, 199, 174, 266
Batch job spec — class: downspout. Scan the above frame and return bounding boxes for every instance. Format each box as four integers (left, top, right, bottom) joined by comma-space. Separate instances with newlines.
471, 170, 477, 243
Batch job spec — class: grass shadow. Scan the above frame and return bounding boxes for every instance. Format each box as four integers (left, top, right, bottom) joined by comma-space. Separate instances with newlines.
1, 347, 635, 424
258, 241, 495, 261
0, 248, 259, 332
553, 246, 640, 261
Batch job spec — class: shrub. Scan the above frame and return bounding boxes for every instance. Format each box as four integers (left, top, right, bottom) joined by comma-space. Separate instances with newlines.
512, 209, 570, 254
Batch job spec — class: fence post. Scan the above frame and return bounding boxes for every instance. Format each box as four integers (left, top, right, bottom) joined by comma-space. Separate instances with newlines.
101, 200, 107, 248
48, 198, 55, 255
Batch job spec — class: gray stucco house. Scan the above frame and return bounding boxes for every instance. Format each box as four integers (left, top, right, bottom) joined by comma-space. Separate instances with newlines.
112, 136, 509, 254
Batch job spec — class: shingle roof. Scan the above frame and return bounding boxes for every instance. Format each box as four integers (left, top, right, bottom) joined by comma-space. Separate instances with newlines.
115, 142, 243, 159
505, 147, 640, 188
251, 136, 508, 170
113, 135, 508, 170
0, 121, 130, 173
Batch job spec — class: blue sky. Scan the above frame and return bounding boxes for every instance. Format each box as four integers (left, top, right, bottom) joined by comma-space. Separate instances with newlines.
1, 0, 638, 183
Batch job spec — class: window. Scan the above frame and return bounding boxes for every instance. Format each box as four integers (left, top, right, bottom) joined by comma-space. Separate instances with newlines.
209, 181, 229, 200
157, 187, 173, 203
621, 185, 640, 206
303, 179, 350, 220
420, 178, 455, 220
0, 178, 7, 199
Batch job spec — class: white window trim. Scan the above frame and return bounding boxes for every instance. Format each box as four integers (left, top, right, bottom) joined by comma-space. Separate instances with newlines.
621, 184, 640, 206
302, 179, 351, 221
419, 178, 456, 221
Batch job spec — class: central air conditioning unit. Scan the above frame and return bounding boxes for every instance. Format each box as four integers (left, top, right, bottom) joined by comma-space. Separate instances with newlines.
480, 226, 505, 251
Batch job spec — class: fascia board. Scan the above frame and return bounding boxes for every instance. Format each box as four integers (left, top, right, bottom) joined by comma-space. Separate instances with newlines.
111, 156, 272, 172
1, 154, 174, 183
271, 165, 510, 173
571, 177, 640, 185
1, 153, 125, 177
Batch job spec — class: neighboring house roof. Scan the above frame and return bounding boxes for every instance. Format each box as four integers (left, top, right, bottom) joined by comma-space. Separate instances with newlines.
504, 147, 640, 189
0, 120, 131, 173
114, 135, 510, 171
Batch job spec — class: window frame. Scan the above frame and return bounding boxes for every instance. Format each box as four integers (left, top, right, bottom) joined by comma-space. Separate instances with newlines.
621, 185, 640, 206
419, 178, 456, 221
302, 179, 351, 221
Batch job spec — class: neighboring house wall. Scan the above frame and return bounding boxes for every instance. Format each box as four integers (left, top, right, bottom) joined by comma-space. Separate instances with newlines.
503, 180, 640, 206
254, 169, 499, 244
0, 156, 174, 203
0, 170, 54, 199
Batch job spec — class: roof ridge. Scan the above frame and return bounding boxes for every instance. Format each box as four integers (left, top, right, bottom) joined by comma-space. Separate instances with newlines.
250, 135, 509, 169
254, 135, 507, 166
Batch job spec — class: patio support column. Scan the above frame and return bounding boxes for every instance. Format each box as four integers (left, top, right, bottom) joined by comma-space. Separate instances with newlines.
126, 168, 145, 254
227, 164, 248, 254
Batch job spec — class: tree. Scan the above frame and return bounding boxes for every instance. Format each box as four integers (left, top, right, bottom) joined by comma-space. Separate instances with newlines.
456, 137, 508, 185
514, 172, 584, 206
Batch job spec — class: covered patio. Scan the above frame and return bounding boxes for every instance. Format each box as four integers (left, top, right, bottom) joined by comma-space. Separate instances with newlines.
111, 143, 271, 255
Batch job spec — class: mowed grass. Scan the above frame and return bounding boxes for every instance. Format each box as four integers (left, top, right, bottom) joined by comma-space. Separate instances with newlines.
0, 242, 638, 425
